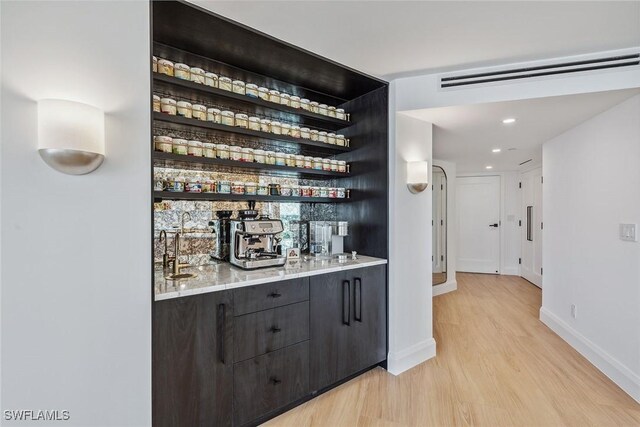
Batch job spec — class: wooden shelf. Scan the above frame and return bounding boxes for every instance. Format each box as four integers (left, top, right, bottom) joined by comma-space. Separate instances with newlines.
153, 73, 351, 130
153, 151, 349, 179
154, 191, 349, 203
153, 112, 351, 154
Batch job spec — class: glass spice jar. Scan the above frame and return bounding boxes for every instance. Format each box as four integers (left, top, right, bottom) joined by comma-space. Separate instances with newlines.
318, 131, 328, 143
166, 174, 185, 192
246, 83, 259, 98
230, 145, 242, 161
265, 151, 276, 165
172, 138, 188, 155
186, 178, 202, 193
241, 147, 254, 162
231, 182, 245, 195
304, 156, 313, 169
275, 152, 286, 166
320, 187, 330, 198
188, 140, 203, 157
328, 106, 337, 117
322, 159, 331, 171
280, 186, 292, 197
268, 89, 280, 103
216, 144, 230, 159
280, 93, 291, 106
160, 98, 177, 115
295, 155, 305, 168
337, 187, 346, 198
301, 186, 311, 197
281, 123, 291, 136
259, 119, 271, 133
290, 96, 301, 109
232, 80, 246, 95
202, 179, 215, 193
218, 77, 232, 91
327, 133, 337, 145
330, 159, 339, 172
309, 129, 319, 141
203, 143, 216, 158
336, 135, 347, 146
270, 121, 282, 135
174, 63, 190, 80
234, 113, 248, 129
258, 87, 269, 101
207, 108, 221, 123
217, 180, 231, 194
254, 149, 266, 164
336, 108, 346, 120
153, 95, 161, 112
318, 104, 328, 116
157, 59, 174, 76
310, 101, 319, 113
291, 125, 301, 138
248, 116, 260, 131
291, 185, 301, 197
154, 136, 173, 153
311, 186, 321, 197
177, 101, 192, 118
190, 67, 206, 84
220, 110, 234, 126
329, 188, 338, 198
152, 56, 158, 73
300, 98, 311, 111
285, 154, 296, 167
257, 183, 269, 196
337, 160, 347, 173
300, 127, 311, 139
192, 104, 207, 121
245, 182, 257, 195
205, 72, 218, 87
313, 157, 323, 170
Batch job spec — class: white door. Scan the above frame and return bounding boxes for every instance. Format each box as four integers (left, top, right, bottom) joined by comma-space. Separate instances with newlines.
432, 169, 446, 273
456, 176, 501, 274
521, 168, 543, 287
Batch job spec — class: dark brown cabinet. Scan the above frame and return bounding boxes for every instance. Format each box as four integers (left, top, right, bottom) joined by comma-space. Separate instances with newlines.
153, 291, 233, 427
309, 265, 387, 391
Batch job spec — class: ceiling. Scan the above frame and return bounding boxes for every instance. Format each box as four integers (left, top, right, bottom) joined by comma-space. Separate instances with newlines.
405, 89, 640, 173
190, 1, 640, 78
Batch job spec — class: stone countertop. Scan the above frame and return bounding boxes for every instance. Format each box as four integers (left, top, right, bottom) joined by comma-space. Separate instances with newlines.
154, 255, 387, 301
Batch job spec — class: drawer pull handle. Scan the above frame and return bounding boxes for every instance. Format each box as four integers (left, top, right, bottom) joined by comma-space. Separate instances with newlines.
270, 377, 282, 385
342, 280, 351, 326
270, 326, 282, 333
354, 277, 362, 322
217, 303, 226, 364
269, 291, 282, 298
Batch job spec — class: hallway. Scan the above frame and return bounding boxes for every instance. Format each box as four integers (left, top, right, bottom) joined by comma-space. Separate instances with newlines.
266, 273, 640, 426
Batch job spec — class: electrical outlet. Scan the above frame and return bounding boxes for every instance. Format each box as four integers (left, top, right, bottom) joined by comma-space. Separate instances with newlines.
571, 304, 577, 319
620, 224, 637, 242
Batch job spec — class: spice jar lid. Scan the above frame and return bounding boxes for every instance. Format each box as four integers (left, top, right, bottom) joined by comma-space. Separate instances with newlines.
319, 131, 328, 135
291, 96, 301, 101
190, 67, 205, 74
173, 138, 187, 144
276, 152, 286, 157
328, 133, 336, 136
295, 154, 304, 159
258, 86, 269, 91
235, 113, 248, 119
192, 104, 206, 110
330, 159, 339, 164
205, 72, 218, 78
313, 157, 322, 161
292, 125, 301, 129
161, 98, 176, 104
328, 106, 336, 110
175, 63, 190, 70
269, 89, 280, 94
281, 123, 291, 128
221, 110, 234, 116
300, 127, 310, 131
301, 98, 310, 103
158, 59, 174, 65
310, 101, 319, 106
270, 121, 281, 126
248, 116, 260, 122
153, 95, 160, 101
216, 144, 229, 149
338, 160, 346, 164
230, 145, 242, 150
219, 76, 232, 82
177, 101, 192, 107
207, 107, 221, 113
310, 129, 319, 133
260, 118, 271, 123
304, 156, 313, 159
266, 150, 276, 155
246, 83, 258, 89
154, 135, 173, 142
319, 103, 328, 108
232, 80, 245, 85
233, 181, 244, 185
203, 142, 214, 147
336, 108, 345, 112
241, 147, 253, 152
254, 149, 265, 154
280, 93, 291, 98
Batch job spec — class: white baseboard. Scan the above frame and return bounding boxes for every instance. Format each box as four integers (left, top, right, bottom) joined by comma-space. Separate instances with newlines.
501, 266, 520, 276
540, 307, 640, 403
433, 280, 457, 297
387, 338, 436, 376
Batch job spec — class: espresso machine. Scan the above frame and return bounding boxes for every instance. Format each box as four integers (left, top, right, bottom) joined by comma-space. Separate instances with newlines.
229, 204, 286, 269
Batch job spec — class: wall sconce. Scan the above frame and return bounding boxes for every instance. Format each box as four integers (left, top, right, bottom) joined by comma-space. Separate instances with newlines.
38, 99, 105, 175
407, 160, 429, 194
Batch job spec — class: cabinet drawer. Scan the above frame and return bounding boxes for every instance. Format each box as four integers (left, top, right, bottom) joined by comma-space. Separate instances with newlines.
234, 301, 309, 362
233, 341, 309, 426
233, 277, 309, 316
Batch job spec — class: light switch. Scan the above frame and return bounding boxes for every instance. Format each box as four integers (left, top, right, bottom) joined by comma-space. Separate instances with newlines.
620, 224, 637, 242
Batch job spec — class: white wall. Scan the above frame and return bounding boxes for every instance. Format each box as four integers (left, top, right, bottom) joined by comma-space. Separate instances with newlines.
540, 94, 640, 402
1, 2, 151, 425
387, 90, 435, 374
432, 159, 457, 296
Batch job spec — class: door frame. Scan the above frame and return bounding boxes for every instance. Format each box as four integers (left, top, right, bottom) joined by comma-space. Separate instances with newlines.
519, 166, 543, 287
456, 173, 503, 275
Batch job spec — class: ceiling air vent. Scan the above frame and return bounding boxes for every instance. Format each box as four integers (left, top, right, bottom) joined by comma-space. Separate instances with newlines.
440, 54, 640, 89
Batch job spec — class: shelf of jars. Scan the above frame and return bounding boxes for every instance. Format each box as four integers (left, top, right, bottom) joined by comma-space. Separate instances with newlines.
153, 112, 351, 154
153, 73, 350, 130
153, 191, 349, 203
153, 151, 349, 179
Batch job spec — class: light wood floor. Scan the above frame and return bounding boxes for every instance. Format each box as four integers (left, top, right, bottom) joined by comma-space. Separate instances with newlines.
265, 273, 640, 426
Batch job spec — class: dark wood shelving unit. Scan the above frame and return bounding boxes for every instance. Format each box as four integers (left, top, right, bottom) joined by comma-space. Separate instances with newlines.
153, 151, 349, 179
153, 73, 351, 131
154, 191, 348, 203
153, 112, 351, 154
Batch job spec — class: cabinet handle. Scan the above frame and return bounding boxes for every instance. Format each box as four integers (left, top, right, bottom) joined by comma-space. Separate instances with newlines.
217, 303, 226, 364
270, 326, 282, 333
342, 280, 351, 326
354, 277, 362, 322
270, 377, 282, 385
269, 291, 282, 298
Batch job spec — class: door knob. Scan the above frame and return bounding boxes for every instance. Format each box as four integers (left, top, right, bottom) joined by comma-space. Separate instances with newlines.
489, 223, 499, 227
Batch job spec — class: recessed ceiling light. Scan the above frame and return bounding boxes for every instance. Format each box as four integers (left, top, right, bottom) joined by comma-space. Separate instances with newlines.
486, 166, 493, 170
492, 148, 501, 153
502, 118, 516, 124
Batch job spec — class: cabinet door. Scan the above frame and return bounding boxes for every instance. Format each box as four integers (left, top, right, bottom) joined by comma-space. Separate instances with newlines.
348, 265, 387, 373
153, 291, 233, 427
309, 270, 352, 391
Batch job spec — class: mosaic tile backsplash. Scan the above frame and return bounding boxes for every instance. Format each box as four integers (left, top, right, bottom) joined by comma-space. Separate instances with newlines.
153, 168, 338, 264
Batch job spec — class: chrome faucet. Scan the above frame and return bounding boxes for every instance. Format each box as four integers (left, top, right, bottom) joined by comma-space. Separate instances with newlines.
181, 212, 192, 233
159, 230, 169, 268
